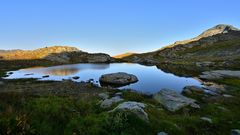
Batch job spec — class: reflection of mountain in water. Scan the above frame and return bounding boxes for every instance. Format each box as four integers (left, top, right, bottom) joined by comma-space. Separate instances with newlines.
21, 64, 110, 76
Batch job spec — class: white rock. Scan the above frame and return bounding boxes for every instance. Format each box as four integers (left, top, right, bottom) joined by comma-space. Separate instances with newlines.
200, 117, 213, 123
111, 101, 148, 121
153, 89, 200, 112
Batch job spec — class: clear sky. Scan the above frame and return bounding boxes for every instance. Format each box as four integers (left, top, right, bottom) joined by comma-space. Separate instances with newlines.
0, 0, 239, 56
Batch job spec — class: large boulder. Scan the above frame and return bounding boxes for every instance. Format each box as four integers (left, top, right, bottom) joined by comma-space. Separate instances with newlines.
199, 70, 240, 80
110, 101, 148, 121
153, 89, 200, 112
99, 72, 138, 87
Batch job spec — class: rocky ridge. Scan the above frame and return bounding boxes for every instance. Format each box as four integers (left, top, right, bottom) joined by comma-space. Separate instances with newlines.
0, 46, 115, 63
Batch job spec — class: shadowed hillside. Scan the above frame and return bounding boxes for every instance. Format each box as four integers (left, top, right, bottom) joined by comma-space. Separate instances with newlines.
121, 24, 240, 68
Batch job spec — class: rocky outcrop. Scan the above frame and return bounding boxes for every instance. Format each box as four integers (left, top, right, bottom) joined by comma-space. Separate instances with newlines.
199, 70, 240, 80
100, 96, 124, 108
110, 101, 148, 121
0, 46, 116, 63
153, 89, 200, 112
99, 72, 138, 87
0, 46, 79, 60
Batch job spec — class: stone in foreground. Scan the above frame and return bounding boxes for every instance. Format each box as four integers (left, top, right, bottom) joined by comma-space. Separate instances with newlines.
110, 101, 148, 121
100, 96, 123, 108
157, 132, 168, 135
99, 72, 138, 87
153, 89, 200, 112
98, 92, 109, 100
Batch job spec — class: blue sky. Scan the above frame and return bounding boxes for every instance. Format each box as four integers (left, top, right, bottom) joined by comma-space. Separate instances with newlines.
0, 0, 239, 55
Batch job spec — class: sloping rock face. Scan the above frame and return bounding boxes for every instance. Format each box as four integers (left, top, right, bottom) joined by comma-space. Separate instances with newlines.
199, 70, 240, 80
153, 89, 200, 112
111, 101, 148, 121
99, 72, 138, 87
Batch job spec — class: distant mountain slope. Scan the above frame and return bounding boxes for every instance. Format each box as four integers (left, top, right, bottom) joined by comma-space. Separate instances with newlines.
113, 52, 136, 59
0, 46, 115, 63
122, 24, 240, 67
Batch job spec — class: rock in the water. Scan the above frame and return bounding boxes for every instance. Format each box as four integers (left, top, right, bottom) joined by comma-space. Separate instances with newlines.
42, 75, 50, 78
98, 92, 109, 100
231, 129, 240, 135
72, 76, 80, 80
153, 89, 200, 112
157, 132, 168, 135
200, 70, 240, 80
182, 86, 205, 95
99, 72, 138, 86
111, 101, 148, 121
200, 117, 213, 123
100, 96, 123, 108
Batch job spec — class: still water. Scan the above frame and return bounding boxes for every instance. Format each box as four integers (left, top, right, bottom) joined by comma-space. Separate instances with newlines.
4, 63, 202, 94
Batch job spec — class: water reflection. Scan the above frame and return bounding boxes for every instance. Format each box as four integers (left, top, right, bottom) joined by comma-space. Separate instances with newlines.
21, 64, 110, 76
4, 63, 203, 94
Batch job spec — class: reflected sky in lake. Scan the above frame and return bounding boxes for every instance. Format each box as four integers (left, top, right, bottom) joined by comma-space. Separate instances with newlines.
4, 63, 202, 94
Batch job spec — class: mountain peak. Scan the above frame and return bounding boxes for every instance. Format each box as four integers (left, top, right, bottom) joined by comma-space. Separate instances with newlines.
173, 24, 239, 45
198, 24, 239, 38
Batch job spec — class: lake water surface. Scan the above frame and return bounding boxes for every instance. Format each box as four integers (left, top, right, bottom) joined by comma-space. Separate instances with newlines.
4, 63, 202, 94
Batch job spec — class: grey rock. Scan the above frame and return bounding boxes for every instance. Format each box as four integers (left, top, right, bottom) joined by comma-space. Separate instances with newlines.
100, 96, 123, 108
182, 86, 205, 95
223, 94, 234, 98
203, 83, 226, 94
111, 101, 148, 121
153, 89, 200, 112
100, 72, 138, 86
231, 129, 240, 135
115, 92, 123, 96
200, 70, 240, 80
0, 81, 4, 85
157, 132, 168, 135
98, 92, 109, 100
196, 61, 215, 67
200, 117, 213, 123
